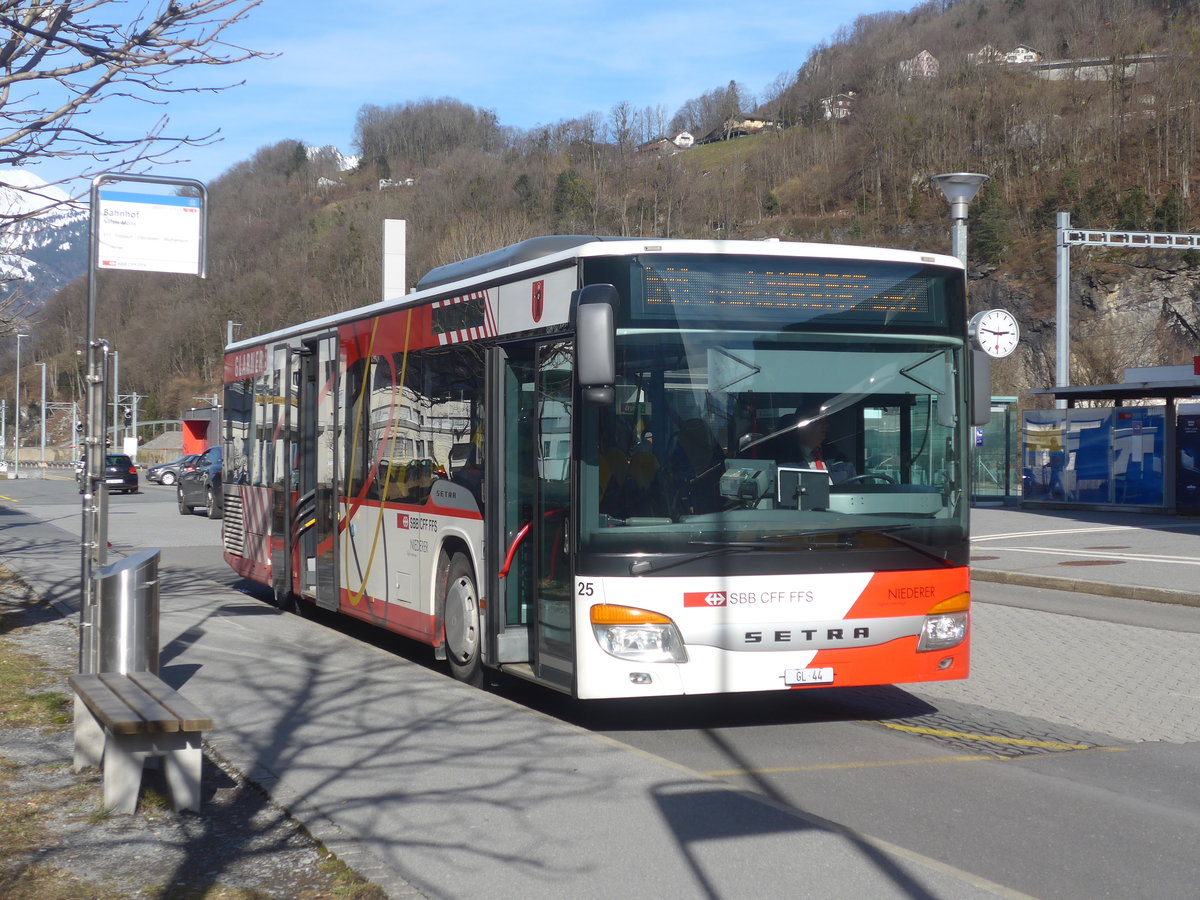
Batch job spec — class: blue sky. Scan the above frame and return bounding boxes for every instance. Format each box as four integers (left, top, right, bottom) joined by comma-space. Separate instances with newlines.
25, 0, 906, 188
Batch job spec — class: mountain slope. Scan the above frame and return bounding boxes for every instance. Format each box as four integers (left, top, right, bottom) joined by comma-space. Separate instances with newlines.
0, 170, 88, 311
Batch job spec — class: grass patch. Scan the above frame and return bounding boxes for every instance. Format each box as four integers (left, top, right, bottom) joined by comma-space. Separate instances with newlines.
0, 755, 120, 900
316, 853, 390, 899
0, 641, 71, 729
0, 565, 72, 730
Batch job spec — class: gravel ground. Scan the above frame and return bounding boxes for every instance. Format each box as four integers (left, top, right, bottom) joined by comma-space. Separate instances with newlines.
0, 566, 389, 899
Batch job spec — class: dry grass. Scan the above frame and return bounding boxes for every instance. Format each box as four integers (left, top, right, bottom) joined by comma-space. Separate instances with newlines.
0, 563, 386, 900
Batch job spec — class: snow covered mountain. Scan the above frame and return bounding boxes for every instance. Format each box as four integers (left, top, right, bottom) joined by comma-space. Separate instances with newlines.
0, 169, 88, 311
308, 144, 359, 171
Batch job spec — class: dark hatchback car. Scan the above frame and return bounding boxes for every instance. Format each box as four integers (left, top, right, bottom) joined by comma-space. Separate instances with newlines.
177, 446, 222, 519
100, 453, 139, 494
146, 453, 200, 486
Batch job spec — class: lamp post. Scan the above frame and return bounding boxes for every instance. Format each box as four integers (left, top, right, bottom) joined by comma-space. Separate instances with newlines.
38, 362, 46, 469
14, 333, 27, 479
111, 349, 119, 448
933, 174, 989, 506
931, 173, 989, 266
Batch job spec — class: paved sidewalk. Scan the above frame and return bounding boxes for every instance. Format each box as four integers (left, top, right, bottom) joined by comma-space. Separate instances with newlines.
969, 504, 1200, 606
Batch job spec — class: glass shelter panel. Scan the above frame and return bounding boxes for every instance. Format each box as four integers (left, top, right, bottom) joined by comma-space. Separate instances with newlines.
1022, 407, 1166, 506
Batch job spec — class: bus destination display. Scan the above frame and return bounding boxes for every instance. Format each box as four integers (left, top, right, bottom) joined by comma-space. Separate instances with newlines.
636, 257, 940, 324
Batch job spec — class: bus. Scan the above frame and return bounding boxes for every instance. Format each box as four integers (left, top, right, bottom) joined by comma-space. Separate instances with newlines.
219, 236, 988, 699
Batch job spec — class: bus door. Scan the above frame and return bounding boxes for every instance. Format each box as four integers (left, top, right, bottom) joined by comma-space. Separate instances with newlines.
488, 340, 575, 691
296, 334, 340, 610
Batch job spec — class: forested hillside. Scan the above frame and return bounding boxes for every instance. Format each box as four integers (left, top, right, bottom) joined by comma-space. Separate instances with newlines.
31, 0, 1200, 420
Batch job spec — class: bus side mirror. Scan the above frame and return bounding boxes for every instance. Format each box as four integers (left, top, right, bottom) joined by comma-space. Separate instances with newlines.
575, 284, 617, 406
971, 350, 993, 426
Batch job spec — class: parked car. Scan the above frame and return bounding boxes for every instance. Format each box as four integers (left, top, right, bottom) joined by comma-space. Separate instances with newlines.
177, 446, 222, 518
146, 454, 200, 485
99, 453, 139, 494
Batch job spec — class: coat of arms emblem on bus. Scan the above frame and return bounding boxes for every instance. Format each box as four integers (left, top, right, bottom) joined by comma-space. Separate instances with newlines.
532, 279, 544, 322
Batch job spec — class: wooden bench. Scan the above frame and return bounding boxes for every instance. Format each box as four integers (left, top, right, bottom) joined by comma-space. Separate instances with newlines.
69, 671, 213, 814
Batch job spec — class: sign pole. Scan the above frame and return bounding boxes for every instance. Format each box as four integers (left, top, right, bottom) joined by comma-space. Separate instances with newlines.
79, 173, 208, 674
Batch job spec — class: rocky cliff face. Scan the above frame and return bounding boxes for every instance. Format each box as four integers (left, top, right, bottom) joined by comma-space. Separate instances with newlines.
971, 252, 1200, 402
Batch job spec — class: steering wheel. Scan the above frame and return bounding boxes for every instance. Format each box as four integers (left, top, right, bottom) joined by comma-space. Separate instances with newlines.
839, 473, 897, 485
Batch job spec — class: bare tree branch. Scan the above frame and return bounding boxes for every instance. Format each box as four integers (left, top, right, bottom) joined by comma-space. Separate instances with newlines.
0, 0, 268, 328
0, 1, 268, 195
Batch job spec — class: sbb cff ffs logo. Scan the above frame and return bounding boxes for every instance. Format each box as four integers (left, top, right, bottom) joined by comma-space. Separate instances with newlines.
685, 591, 728, 608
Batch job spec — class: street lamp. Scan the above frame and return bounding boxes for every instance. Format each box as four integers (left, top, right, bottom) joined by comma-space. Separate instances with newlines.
14, 333, 27, 479
111, 349, 118, 448
932, 173, 989, 266
37, 361, 46, 468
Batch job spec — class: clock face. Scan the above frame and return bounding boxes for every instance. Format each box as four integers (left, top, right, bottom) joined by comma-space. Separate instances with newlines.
972, 309, 1020, 358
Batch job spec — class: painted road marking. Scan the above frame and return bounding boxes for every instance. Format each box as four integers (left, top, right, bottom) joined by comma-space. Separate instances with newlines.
879, 722, 1113, 751
705, 755, 996, 776
973, 522, 1200, 542
976, 545, 1200, 567
704, 736, 1125, 777
972, 526, 1135, 542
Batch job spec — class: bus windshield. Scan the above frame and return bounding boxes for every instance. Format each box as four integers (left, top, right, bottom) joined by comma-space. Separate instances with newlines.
578, 328, 968, 568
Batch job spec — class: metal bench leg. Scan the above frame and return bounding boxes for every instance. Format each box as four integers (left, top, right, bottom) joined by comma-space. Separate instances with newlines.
72, 695, 106, 772
161, 733, 204, 812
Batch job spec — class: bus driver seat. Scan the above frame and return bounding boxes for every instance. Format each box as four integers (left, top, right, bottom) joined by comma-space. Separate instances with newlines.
669, 418, 725, 514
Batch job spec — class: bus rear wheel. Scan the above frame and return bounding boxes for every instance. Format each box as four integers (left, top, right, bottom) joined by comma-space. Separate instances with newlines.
273, 582, 299, 614
442, 551, 482, 686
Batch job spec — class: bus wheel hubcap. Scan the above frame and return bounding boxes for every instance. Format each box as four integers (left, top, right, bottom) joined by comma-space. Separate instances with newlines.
445, 576, 478, 662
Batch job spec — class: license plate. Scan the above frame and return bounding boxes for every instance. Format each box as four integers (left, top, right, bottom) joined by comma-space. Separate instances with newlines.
785, 667, 834, 686
105, 478, 124, 484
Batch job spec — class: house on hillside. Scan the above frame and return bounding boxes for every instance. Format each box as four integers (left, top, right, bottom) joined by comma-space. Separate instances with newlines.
697, 113, 782, 144
970, 44, 1045, 67
899, 50, 939, 79
819, 92, 857, 120
636, 132, 695, 155
1005, 45, 1043, 64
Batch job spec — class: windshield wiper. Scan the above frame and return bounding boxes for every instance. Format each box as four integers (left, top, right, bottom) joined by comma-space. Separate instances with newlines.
629, 543, 770, 575
629, 525, 953, 575
761, 524, 953, 566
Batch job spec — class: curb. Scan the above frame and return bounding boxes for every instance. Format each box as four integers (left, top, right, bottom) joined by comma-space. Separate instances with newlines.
972, 567, 1200, 608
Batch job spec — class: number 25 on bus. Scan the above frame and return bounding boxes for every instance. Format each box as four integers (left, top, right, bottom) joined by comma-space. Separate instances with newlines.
219, 236, 991, 699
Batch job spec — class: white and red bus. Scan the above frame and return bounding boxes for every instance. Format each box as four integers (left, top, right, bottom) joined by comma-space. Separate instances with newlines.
219, 236, 987, 698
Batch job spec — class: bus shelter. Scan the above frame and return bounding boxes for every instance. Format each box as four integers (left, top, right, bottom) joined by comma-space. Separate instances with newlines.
973, 396, 1019, 503
1023, 366, 1200, 513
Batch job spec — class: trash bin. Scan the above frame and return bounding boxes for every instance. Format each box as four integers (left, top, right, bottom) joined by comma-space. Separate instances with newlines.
94, 548, 161, 674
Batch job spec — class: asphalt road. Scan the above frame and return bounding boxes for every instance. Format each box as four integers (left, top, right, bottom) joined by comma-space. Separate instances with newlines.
4, 475, 1199, 899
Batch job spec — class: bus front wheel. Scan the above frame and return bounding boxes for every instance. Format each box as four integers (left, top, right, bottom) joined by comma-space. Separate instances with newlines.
442, 551, 482, 686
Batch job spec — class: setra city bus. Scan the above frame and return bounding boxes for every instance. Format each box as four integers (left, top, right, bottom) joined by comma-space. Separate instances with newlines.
218, 236, 989, 698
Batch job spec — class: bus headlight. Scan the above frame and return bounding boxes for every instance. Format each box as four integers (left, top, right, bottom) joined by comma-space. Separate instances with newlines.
918, 593, 969, 651
591, 604, 688, 663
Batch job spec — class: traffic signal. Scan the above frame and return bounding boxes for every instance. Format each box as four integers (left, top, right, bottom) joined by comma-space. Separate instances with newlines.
123, 408, 132, 426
